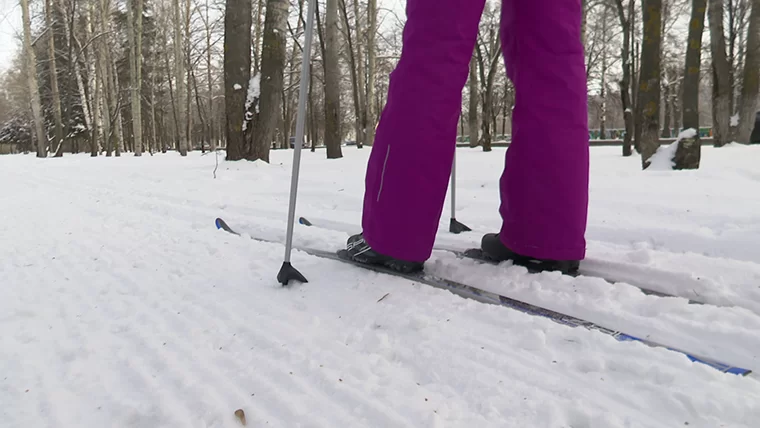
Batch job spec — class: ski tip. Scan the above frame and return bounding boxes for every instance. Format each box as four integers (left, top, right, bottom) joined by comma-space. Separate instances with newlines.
298, 217, 312, 226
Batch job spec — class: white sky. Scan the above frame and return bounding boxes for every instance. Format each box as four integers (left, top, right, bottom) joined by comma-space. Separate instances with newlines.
0, 0, 22, 73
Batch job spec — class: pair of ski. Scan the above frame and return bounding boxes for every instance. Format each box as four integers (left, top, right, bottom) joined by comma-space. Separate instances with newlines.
214, 216, 753, 378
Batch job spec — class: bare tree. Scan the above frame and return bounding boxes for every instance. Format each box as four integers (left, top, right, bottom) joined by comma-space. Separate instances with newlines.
468, 54, 478, 148
21, 0, 47, 157
223, 0, 252, 160
249, 0, 290, 162
637, 0, 663, 168
611, 0, 636, 156
708, 0, 732, 147
677, 0, 707, 169
737, 0, 760, 143
474, 4, 502, 152
173, 0, 187, 155
46, 0, 64, 154
324, 0, 343, 158
127, 0, 144, 156
365, 0, 377, 146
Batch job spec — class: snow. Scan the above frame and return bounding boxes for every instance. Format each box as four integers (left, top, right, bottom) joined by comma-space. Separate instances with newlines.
246, 73, 261, 114
647, 128, 698, 170
242, 74, 261, 132
2, 146, 760, 427
732, 114, 740, 127
233, 83, 242, 90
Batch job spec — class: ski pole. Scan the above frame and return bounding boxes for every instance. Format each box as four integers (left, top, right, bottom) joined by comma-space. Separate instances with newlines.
277, 0, 316, 285
449, 148, 471, 234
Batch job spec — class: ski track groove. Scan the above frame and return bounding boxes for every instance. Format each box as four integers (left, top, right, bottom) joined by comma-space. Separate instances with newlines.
36, 170, 760, 315
50, 171, 760, 375
41, 186, 418, 427
426, 253, 760, 371
6, 155, 760, 427
92, 235, 351, 427
45, 238, 203, 427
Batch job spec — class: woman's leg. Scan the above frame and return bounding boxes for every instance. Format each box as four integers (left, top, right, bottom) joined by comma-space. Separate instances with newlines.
496, 0, 589, 262
358, 0, 486, 263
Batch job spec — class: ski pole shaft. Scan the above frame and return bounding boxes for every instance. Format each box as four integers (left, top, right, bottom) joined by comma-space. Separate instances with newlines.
283, 0, 316, 264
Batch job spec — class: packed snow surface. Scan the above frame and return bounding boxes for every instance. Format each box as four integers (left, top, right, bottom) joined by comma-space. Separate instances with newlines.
2, 146, 760, 427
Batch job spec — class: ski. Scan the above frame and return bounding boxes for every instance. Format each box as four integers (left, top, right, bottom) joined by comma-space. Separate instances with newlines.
215, 217, 752, 377
297, 216, 716, 306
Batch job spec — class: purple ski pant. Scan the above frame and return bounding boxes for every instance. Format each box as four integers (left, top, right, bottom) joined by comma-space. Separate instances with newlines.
361, 0, 589, 263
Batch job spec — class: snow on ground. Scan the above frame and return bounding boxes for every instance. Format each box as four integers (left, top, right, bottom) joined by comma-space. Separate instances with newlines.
2, 145, 760, 427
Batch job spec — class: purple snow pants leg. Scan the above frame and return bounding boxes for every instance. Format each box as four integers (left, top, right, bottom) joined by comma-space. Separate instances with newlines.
361, 0, 486, 262
362, 0, 589, 263
498, 0, 589, 260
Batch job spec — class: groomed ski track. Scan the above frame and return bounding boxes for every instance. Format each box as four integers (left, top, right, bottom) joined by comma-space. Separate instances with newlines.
3, 148, 760, 427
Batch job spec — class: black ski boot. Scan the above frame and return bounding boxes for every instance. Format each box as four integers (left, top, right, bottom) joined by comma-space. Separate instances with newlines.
345, 234, 424, 273
478, 233, 580, 275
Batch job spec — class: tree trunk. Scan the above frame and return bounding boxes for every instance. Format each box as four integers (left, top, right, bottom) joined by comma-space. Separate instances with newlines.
476, 35, 502, 152
738, 0, 760, 143
661, 82, 672, 137
253, 0, 264, 73
111, 59, 124, 156
468, 54, 478, 148
56, 0, 78, 157
250, 0, 290, 162
184, 0, 192, 152
324, 0, 343, 158
614, 0, 635, 156
98, 0, 112, 156
173, 0, 187, 155
223, 0, 252, 160
21, 0, 47, 158
600, 12, 608, 140
127, 0, 143, 156
683, 0, 706, 138
46, 0, 64, 154
673, 78, 682, 133
206, 0, 214, 150
354, 0, 366, 149
708, 0, 732, 147
151, 58, 158, 153
637, 0, 663, 169
340, 0, 360, 149
86, 1, 99, 156
365, 0, 377, 146
678, 14, 706, 171
92, 42, 101, 156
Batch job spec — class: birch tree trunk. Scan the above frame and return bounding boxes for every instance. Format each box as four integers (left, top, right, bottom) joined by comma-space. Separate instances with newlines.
173, 0, 187, 155
737, 0, 760, 143
21, 0, 47, 157
111, 59, 124, 155
253, 0, 264, 74
98, 0, 113, 155
205, 0, 214, 150
708, 0, 732, 147
46, 0, 64, 153
127, 0, 143, 156
184, 0, 192, 152
86, 1, 99, 156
